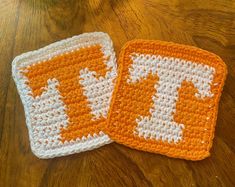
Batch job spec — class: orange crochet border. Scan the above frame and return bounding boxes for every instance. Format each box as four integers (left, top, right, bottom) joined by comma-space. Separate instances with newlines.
106, 40, 227, 160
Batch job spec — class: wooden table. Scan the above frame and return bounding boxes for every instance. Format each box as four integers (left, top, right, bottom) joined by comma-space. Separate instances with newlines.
0, 0, 234, 186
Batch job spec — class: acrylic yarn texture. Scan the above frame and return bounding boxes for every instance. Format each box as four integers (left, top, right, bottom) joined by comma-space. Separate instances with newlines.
13, 34, 227, 160
12, 32, 117, 158
106, 39, 227, 160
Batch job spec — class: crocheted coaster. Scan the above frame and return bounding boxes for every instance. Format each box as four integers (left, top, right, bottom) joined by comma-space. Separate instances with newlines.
12, 32, 117, 158
106, 40, 227, 160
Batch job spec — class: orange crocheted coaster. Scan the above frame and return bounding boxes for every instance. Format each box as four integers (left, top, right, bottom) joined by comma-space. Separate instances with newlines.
106, 40, 227, 160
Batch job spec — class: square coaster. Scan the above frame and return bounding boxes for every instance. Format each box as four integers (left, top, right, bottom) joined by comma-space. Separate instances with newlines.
12, 32, 117, 158
106, 40, 227, 160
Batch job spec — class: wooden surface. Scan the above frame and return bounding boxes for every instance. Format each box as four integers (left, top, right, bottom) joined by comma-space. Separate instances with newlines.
0, 0, 235, 186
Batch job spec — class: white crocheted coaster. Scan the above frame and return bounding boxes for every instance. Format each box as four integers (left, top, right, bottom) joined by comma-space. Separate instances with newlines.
12, 32, 117, 158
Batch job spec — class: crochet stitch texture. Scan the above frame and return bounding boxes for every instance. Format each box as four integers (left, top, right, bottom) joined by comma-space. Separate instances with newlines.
12, 32, 117, 158
106, 40, 227, 160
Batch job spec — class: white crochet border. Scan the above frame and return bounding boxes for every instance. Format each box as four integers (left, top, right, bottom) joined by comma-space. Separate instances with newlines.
12, 32, 116, 158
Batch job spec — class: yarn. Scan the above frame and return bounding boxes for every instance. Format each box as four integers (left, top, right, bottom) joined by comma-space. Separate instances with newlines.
12, 32, 117, 158
12, 34, 227, 160
106, 40, 227, 160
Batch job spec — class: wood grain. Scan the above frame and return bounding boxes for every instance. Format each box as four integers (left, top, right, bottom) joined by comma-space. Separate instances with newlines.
0, 0, 235, 186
